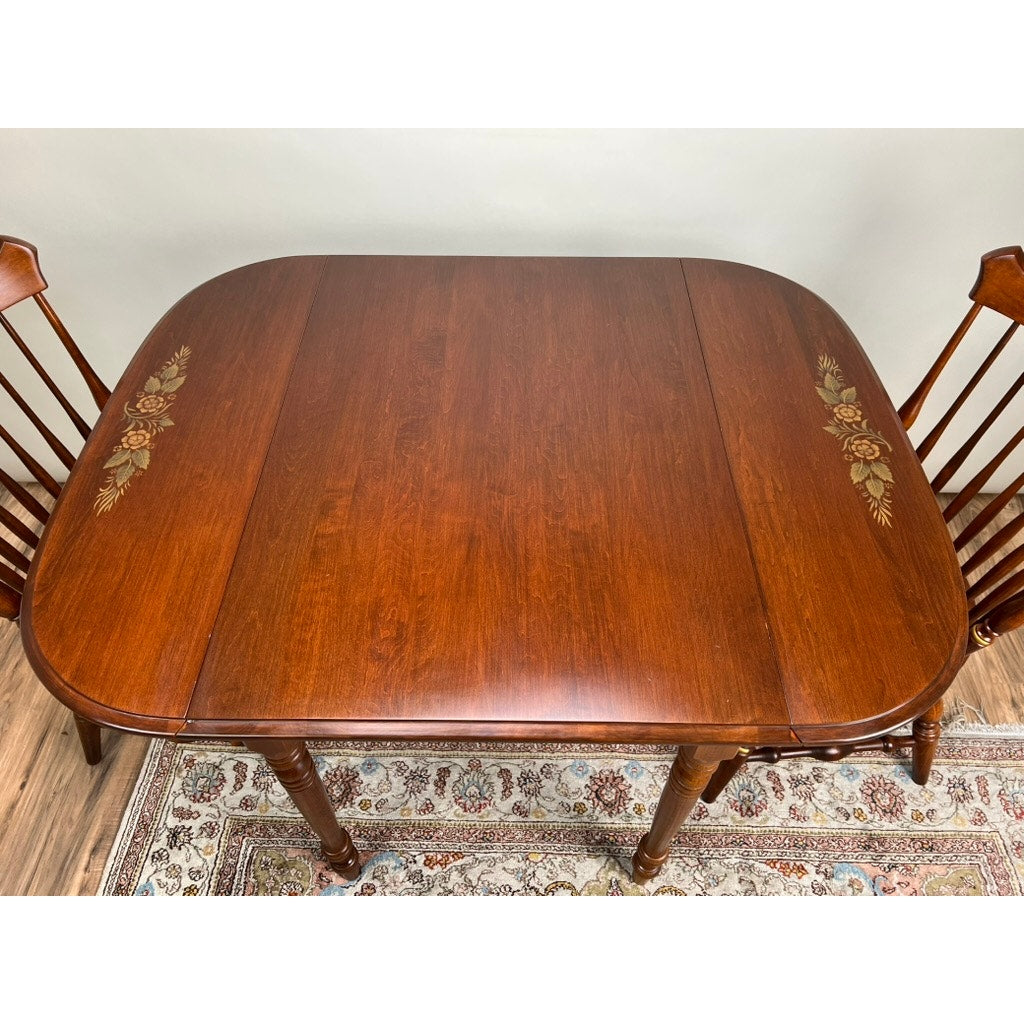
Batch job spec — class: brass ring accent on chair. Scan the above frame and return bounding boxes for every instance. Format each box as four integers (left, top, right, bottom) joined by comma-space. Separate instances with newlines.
970, 623, 994, 647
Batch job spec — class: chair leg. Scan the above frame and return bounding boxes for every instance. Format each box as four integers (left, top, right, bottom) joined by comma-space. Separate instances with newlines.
911, 699, 942, 785
700, 747, 750, 803
74, 714, 103, 765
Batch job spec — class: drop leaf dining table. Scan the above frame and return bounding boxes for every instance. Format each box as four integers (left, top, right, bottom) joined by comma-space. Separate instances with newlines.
21, 256, 968, 883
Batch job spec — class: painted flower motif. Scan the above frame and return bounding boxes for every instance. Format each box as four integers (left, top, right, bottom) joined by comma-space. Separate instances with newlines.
452, 768, 495, 813
623, 760, 645, 780
121, 428, 152, 451
859, 775, 906, 821
816, 354, 893, 525
728, 777, 768, 818
324, 765, 363, 808
361, 757, 380, 774
95, 345, 191, 513
849, 438, 881, 461
838, 765, 860, 781
135, 394, 167, 415
569, 760, 591, 778
998, 786, 1024, 821
585, 768, 631, 816
181, 763, 226, 803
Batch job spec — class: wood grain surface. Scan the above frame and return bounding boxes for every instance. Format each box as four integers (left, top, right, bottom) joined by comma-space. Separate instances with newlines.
21, 256, 968, 747
22, 257, 326, 732
682, 259, 968, 741
191, 257, 787, 739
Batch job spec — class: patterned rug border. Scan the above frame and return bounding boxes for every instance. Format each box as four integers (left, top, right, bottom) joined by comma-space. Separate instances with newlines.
943, 724, 1024, 736
100, 728, 1024, 895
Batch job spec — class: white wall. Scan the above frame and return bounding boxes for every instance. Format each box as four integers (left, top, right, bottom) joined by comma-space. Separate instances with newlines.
3, 127, 1024, 489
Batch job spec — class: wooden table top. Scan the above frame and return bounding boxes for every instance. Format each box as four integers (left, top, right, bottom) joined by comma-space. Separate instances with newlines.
22, 256, 968, 746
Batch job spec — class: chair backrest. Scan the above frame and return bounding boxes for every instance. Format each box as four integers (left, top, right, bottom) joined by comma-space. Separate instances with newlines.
0, 235, 109, 619
900, 245, 1024, 650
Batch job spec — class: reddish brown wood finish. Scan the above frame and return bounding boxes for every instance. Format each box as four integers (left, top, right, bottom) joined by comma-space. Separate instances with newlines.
680, 259, 966, 743
970, 246, 1024, 322
911, 699, 943, 784
899, 246, 1024, 648
0, 235, 110, 607
190, 258, 786, 739
710, 245, 1024, 791
244, 738, 360, 879
73, 715, 103, 766
633, 744, 738, 881
0, 236, 47, 310
699, 731, 917, 805
24, 257, 327, 729
20, 255, 970, 869
0, 235, 111, 766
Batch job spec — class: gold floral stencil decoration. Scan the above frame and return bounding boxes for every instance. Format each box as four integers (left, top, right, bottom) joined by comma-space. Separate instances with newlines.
816, 354, 893, 526
95, 346, 192, 514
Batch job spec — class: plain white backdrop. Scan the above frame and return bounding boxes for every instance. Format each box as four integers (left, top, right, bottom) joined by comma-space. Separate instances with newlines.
4, 3, 1024, 488
4, 0, 1022, 996
5, 126, 1024, 486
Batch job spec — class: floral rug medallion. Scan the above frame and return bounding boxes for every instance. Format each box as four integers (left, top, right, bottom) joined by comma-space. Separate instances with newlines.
99, 731, 1024, 895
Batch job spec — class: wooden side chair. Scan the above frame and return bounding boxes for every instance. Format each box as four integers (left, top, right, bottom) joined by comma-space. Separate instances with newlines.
702, 245, 1024, 804
0, 235, 110, 764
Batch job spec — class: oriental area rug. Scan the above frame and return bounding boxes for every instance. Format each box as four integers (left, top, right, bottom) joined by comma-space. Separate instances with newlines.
100, 730, 1024, 895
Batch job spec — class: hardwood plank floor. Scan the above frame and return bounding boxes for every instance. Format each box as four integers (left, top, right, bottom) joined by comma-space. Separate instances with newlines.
1, 492, 1022, 895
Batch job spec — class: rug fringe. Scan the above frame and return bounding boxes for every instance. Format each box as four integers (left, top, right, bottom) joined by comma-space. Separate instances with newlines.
941, 696, 987, 728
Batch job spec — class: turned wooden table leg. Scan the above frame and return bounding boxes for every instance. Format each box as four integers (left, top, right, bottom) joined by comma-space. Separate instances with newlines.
911, 699, 943, 785
245, 738, 361, 881
74, 714, 103, 765
633, 744, 739, 884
